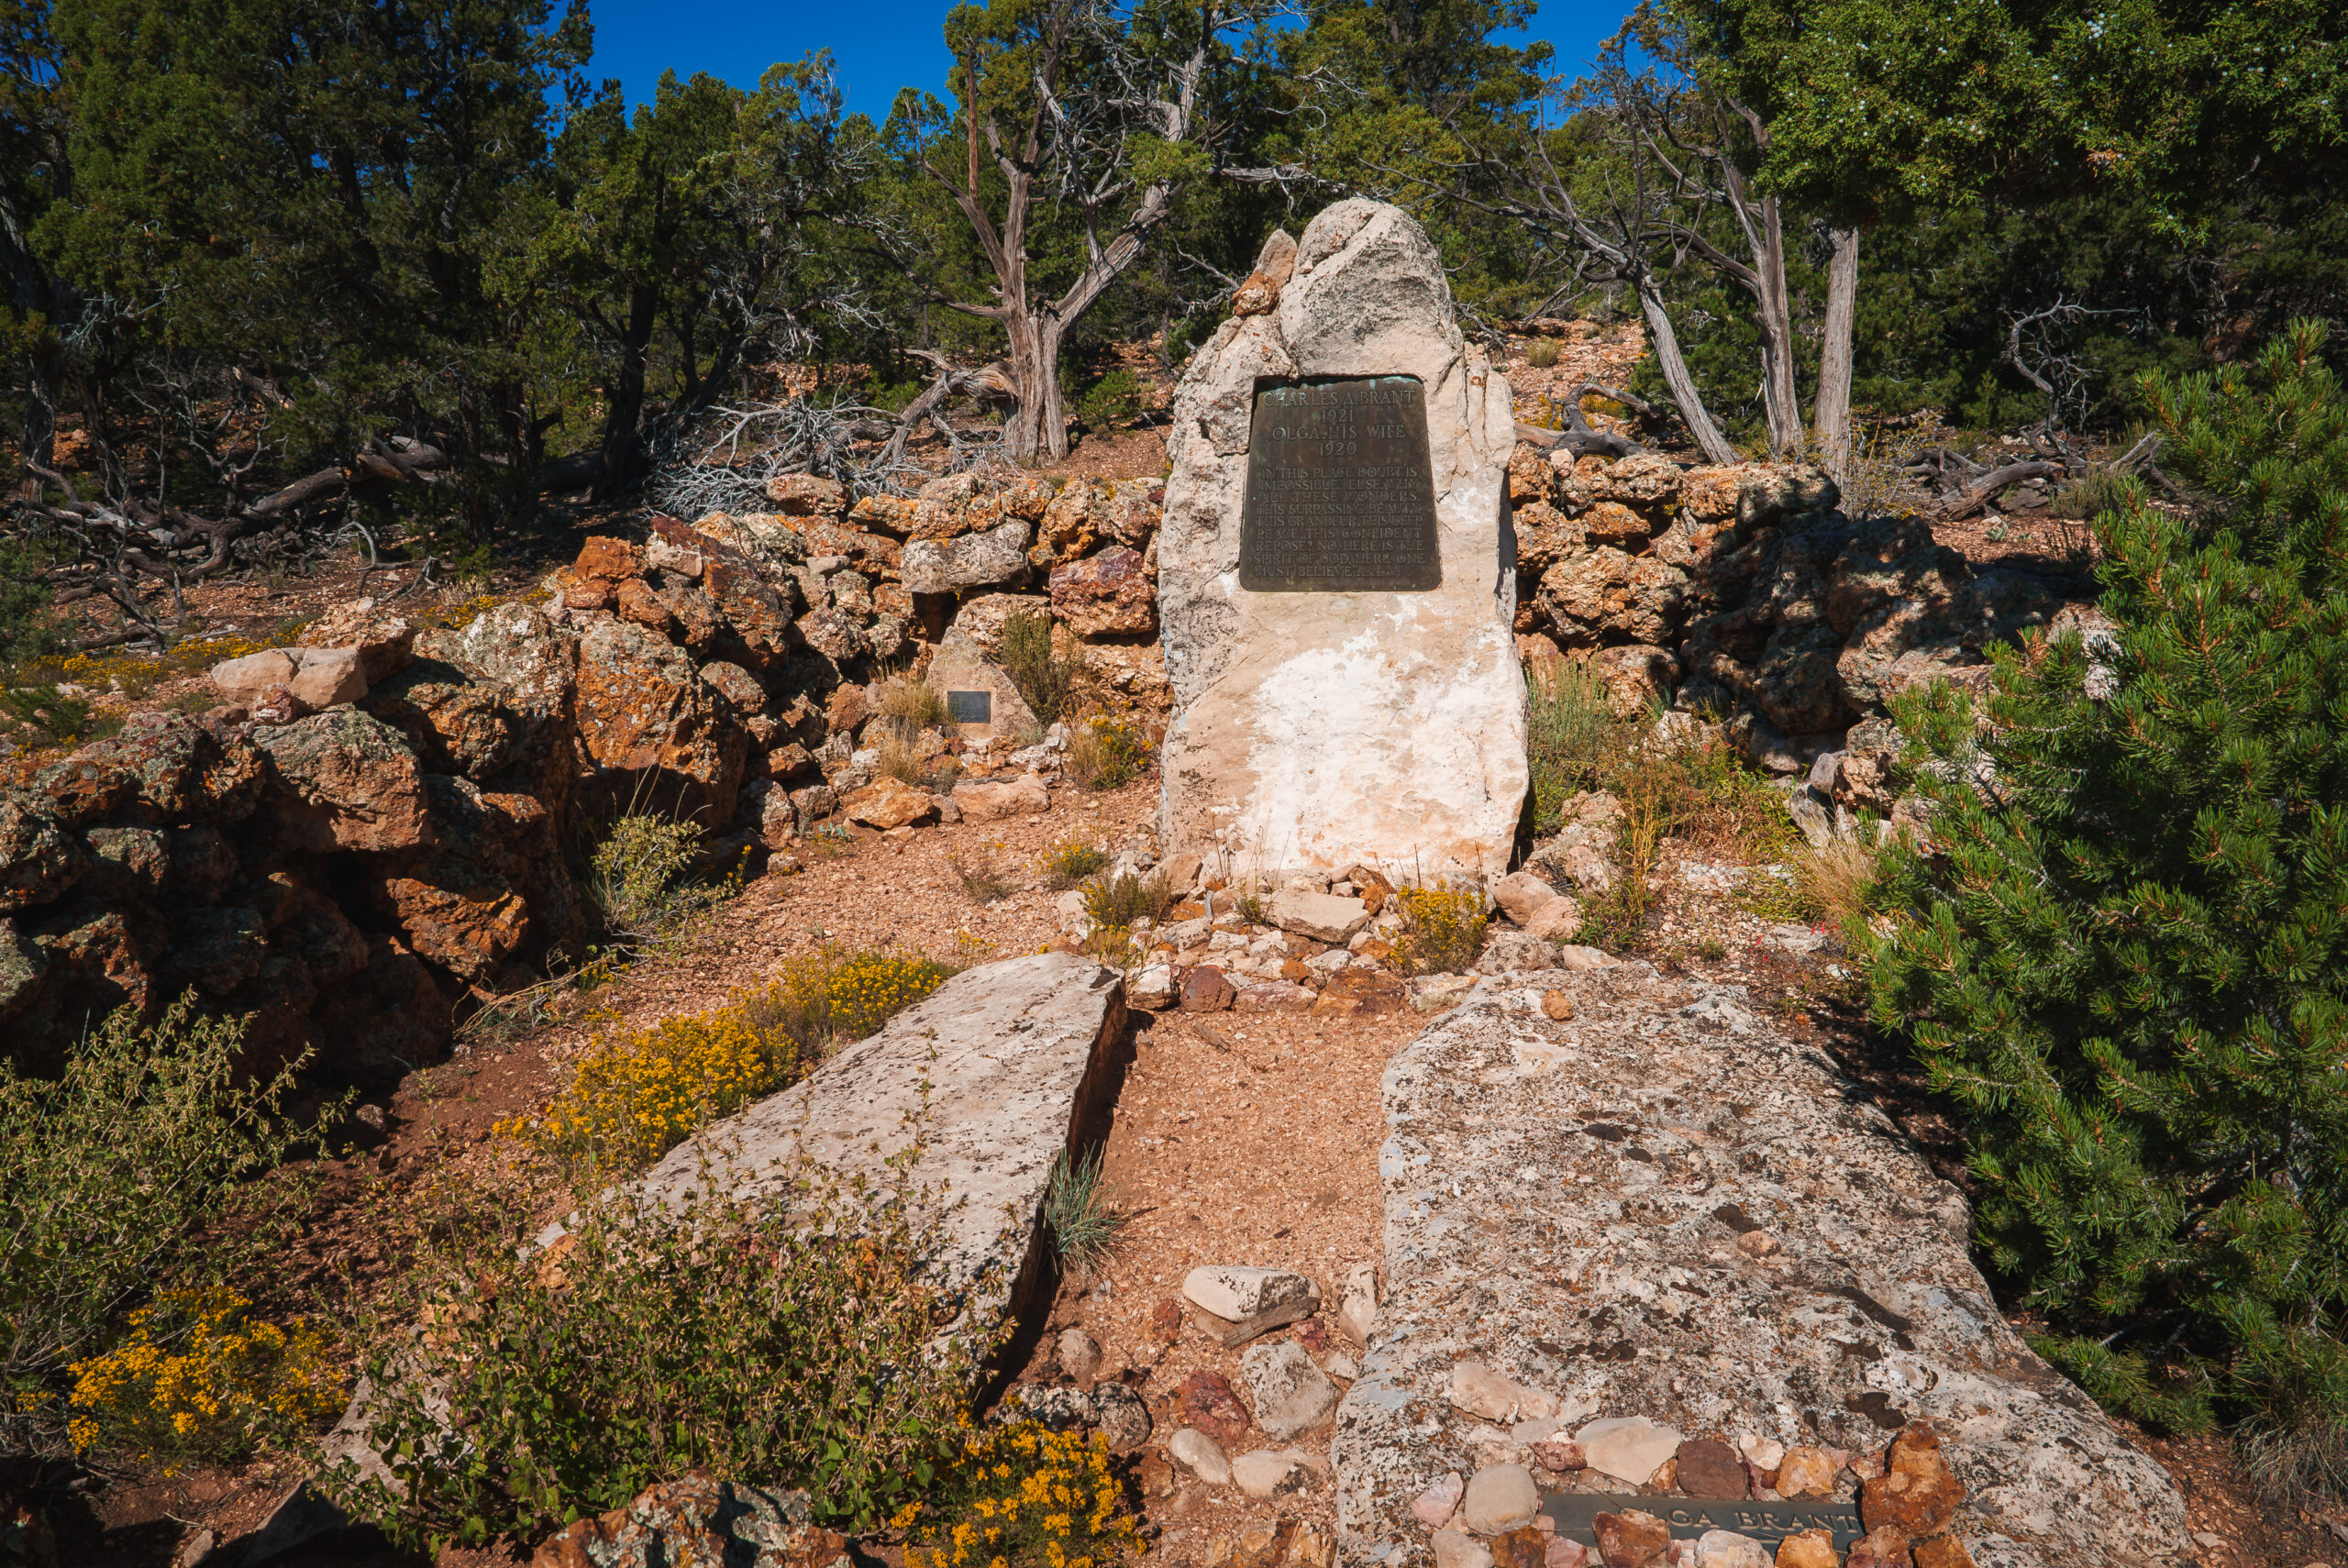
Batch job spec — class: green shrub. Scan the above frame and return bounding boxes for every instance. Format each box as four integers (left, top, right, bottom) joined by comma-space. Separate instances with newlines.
322, 1152, 988, 1549
874, 675, 951, 739
1065, 712, 1152, 790
1525, 660, 1619, 833
591, 812, 725, 944
1071, 368, 1146, 431
2, 997, 322, 1456
0, 536, 60, 672
1861, 324, 2348, 1452
1036, 837, 1108, 889
1079, 869, 1173, 933
998, 609, 1080, 725
1524, 339, 1561, 370
0, 683, 124, 751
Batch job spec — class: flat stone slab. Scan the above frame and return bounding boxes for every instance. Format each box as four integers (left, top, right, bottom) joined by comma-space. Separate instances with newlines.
542, 951, 1126, 1331
1331, 966, 2187, 1568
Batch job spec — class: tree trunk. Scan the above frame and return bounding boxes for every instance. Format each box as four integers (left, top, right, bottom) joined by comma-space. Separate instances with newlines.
1636, 284, 1738, 468
1814, 226, 1860, 478
1001, 311, 1069, 462
1751, 196, 1803, 457
597, 282, 659, 498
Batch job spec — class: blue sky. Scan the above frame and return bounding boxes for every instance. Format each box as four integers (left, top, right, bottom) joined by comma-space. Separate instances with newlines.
584, 0, 1635, 116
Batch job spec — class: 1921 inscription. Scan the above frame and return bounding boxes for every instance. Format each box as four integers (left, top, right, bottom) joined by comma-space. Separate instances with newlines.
1239, 376, 1440, 591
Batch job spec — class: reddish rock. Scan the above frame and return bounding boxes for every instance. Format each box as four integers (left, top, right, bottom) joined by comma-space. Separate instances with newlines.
615, 576, 676, 636
1177, 1369, 1251, 1445
296, 604, 415, 683
953, 775, 1051, 823
1034, 482, 1102, 566
1315, 967, 1403, 1016
1050, 546, 1155, 637
1150, 1296, 1185, 1342
1532, 1438, 1586, 1473
1537, 547, 1691, 648
847, 494, 920, 536
251, 709, 432, 854
1863, 1424, 1965, 1540
0, 801, 87, 912
703, 559, 796, 670
1908, 1538, 1974, 1568
1771, 1529, 1837, 1568
840, 776, 935, 831
763, 473, 847, 515
311, 931, 453, 1087
362, 676, 521, 781
1672, 1437, 1746, 1498
1291, 1317, 1328, 1353
1180, 966, 1237, 1011
1589, 1508, 1669, 1567
571, 617, 747, 825
1844, 1527, 1911, 1568
1490, 1527, 1548, 1568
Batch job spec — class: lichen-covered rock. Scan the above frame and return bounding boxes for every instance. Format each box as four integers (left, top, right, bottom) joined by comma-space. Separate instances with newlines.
762, 473, 847, 516
296, 603, 416, 683
0, 801, 88, 911
573, 617, 746, 824
902, 519, 1035, 594
1331, 966, 2188, 1568
361, 668, 523, 781
1537, 548, 1690, 647
1050, 546, 1155, 637
252, 710, 432, 854
526, 1470, 848, 1568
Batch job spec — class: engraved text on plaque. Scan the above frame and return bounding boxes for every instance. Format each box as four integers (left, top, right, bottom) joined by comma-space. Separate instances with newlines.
1238, 376, 1440, 592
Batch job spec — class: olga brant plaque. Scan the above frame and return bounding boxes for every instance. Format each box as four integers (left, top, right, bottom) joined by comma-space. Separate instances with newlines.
1238, 375, 1440, 592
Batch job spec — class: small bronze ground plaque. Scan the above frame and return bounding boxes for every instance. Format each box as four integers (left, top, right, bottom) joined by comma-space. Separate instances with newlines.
945, 689, 991, 724
1540, 1492, 1865, 1551
1238, 376, 1439, 592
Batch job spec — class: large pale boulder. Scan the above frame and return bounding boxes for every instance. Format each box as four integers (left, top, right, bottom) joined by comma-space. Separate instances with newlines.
541, 952, 1127, 1334
902, 520, 1035, 594
1330, 966, 2189, 1568
1156, 202, 1527, 886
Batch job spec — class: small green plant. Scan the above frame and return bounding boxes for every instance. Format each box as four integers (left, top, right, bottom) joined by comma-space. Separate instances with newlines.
998, 610, 1080, 725
1394, 886, 1487, 975
1793, 836, 1878, 930
1037, 837, 1108, 889
1693, 935, 1729, 962
1040, 1149, 1125, 1277
2046, 464, 2133, 521
1524, 339, 1561, 370
591, 812, 725, 944
1080, 870, 1173, 933
875, 675, 951, 739
2, 997, 324, 1457
1525, 660, 1620, 833
322, 1151, 990, 1548
1064, 712, 1152, 790
947, 841, 1016, 903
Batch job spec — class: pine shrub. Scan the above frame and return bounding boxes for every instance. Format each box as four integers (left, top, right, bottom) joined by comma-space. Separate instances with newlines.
1861, 325, 2348, 1447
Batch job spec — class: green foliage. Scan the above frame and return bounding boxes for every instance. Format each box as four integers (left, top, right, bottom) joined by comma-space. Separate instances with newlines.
1070, 368, 1145, 432
321, 1152, 989, 1548
1079, 869, 1174, 935
1064, 712, 1152, 790
1525, 660, 1620, 834
1036, 838, 1108, 890
1861, 325, 2348, 1444
997, 609, 1080, 726
1040, 1149, 1125, 1277
0, 683, 121, 750
590, 813, 729, 945
1, 997, 323, 1457
0, 539, 58, 669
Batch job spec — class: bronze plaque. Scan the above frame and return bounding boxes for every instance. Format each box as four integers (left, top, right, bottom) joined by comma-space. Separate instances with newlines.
1540, 1492, 1865, 1551
1238, 376, 1440, 591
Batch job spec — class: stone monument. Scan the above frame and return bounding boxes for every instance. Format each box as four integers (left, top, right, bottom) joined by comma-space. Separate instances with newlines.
1156, 199, 1526, 886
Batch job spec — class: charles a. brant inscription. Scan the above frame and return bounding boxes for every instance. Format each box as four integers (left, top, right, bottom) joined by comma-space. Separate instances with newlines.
1238, 375, 1439, 592
1542, 1492, 1865, 1551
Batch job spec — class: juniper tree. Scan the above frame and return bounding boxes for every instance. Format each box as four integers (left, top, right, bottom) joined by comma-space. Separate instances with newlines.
1863, 323, 2348, 1447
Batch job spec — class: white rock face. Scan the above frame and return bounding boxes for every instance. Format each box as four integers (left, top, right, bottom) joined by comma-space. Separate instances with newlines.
1268, 889, 1377, 943
1157, 200, 1526, 887
540, 952, 1125, 1336
1330, 964, 2190, 1568
1242, 1339, 1341, 1441
1170, 1426, 1233, 1485
1184, 1264, 1318, 1321
1232, 1447, 1316, 1499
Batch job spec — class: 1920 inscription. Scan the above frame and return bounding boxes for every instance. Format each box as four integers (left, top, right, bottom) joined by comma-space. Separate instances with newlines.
1238, 376, 1440, 591
1540, 1493, 1865, 1551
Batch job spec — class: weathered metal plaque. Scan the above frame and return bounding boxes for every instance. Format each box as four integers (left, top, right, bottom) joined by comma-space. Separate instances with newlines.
1541, 1493, 1866, 1551
945, 690, 992, 724
1238, 376, 1440, 591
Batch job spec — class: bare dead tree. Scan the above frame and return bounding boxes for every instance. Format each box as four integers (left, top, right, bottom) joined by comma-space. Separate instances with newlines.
911, 0, 1287, 461
1514, 381, 1659, 458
